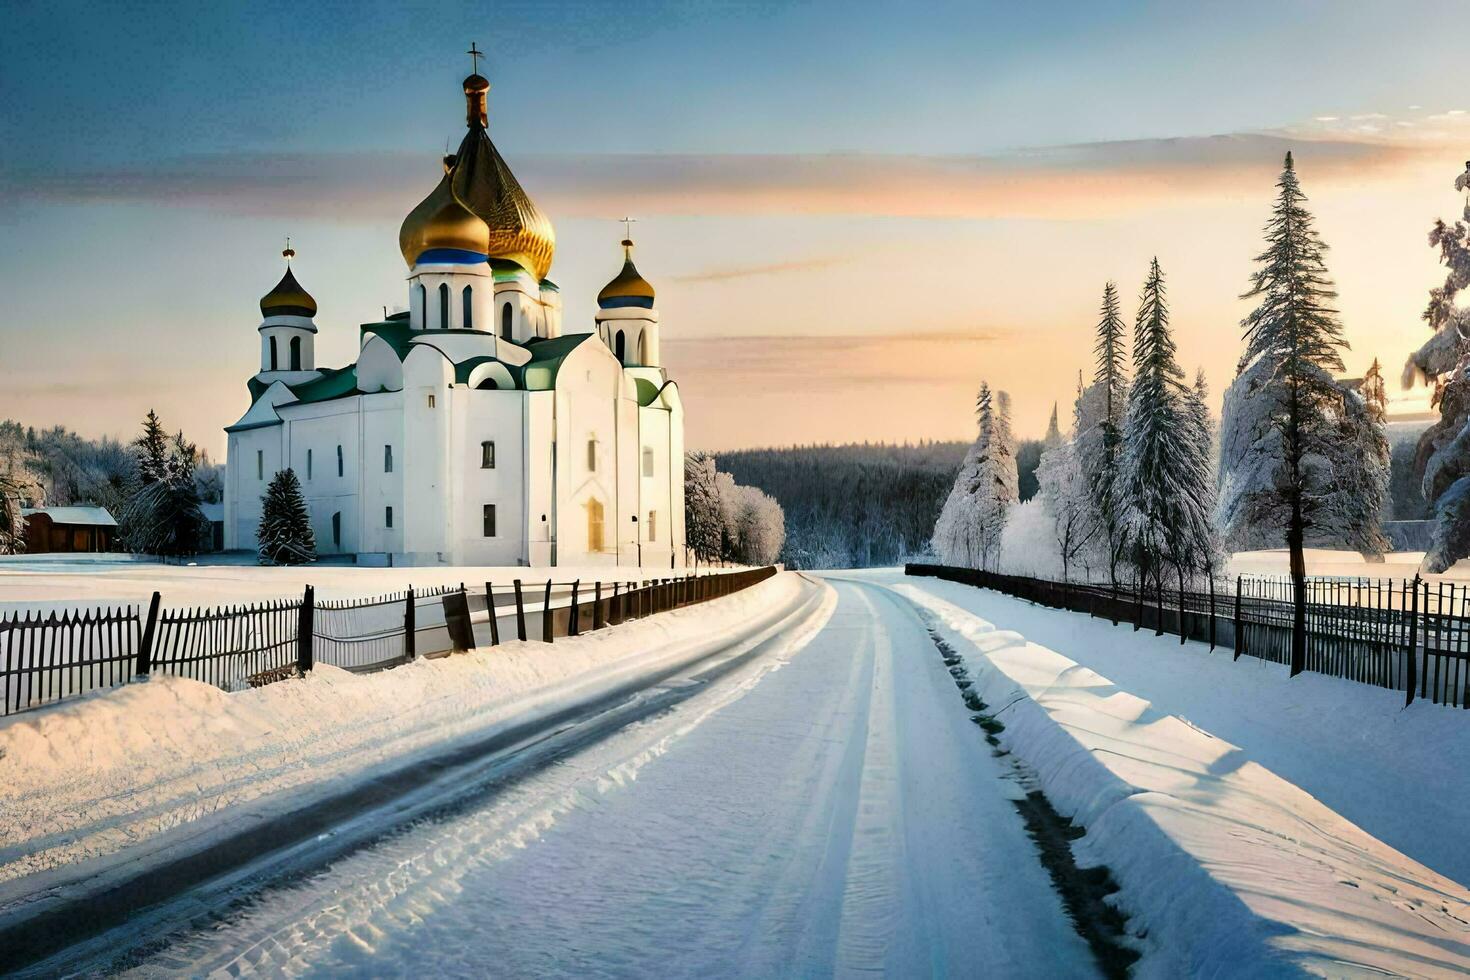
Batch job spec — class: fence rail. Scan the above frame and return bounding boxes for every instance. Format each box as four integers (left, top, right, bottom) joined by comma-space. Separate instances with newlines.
905, 563, 1467, 710
0, 566, 778, 717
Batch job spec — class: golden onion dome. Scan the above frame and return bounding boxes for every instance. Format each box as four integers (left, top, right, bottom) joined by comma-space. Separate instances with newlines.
398, 73, 556, 280
259, 265, 317, 317
398, 155, 492, 266
598, 239, 655, 309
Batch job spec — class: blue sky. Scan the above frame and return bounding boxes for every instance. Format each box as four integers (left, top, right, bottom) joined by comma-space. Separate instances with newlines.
2, 0, 1466, 454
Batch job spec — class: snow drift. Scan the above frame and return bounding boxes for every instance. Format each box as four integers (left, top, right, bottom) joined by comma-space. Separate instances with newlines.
0, 573, 811, 888
897, 584, 1470, 978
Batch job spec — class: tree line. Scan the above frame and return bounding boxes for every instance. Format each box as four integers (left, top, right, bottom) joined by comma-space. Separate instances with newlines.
937, 153, 1395, 670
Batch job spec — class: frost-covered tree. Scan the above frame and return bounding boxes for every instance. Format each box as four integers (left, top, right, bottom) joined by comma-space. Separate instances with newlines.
713, 471, 785, 565
933, 382, 1018, 569
119, 416, 208, 557
258, 468, 317, 565
1179, 370, 1222, 579
684, 450, 724, 565
0, 473, 24, 555
1403, 163, 1470, 572
1119, 259, 1211, 591
1076, 281, 1130, 585
1036, 393, 1096, 581
1042, 403, 1063, 450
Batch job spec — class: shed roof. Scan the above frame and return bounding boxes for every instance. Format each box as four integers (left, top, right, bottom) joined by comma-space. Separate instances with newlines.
21, 506, 118, 527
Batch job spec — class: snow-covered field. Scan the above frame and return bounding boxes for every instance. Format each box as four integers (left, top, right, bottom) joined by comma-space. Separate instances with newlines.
0, 553, 732, 613
0, 572, 810, 889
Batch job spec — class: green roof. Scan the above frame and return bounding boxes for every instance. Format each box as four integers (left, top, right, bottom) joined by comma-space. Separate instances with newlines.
360, 319, 417, 359
518, 334, 596, 390
634, 377, 661, 406
454, 355, 498, 385
288, 364, 359, 404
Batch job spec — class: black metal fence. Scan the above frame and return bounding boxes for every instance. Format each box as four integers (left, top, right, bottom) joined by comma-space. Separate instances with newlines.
0, 566, 778, 716
906, 563, 1470, 710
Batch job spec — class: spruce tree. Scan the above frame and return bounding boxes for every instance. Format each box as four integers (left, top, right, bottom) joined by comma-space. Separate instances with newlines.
133, 409, 169, 485
1218, 152, 1355, 670
1079, 281, 1129, 586
1119, 259, 1196, 592
683, 451, 724, 566
933, 382, 996, 567
258, 468, 317, 565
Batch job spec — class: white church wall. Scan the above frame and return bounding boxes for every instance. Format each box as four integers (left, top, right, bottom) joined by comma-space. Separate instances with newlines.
225, 423, 285, 551
638, 405, 676, 568
283, 402, 361, 556
525, 391, 556, 566
401, 348, 454, 563
451, 388, 526, 566
358, 392, 404, 556
553, 356, 622, 567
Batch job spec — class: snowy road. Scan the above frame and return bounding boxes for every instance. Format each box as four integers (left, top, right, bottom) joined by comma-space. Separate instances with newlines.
80, 577, 1097, 978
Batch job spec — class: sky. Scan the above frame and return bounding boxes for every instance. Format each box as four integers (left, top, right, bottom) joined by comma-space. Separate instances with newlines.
1, 0, 1467, 458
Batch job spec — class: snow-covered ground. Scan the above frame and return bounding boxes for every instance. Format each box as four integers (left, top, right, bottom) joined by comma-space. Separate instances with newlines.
866, 569, 1470, 976
69, 577, 1099, 978
0, 573, 807, 889
0, 553, 735, 612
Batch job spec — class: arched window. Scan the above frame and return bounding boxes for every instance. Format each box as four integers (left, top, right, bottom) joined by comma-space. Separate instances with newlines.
336, 444, 343, 477
637, 330, 649, 365
500, 302, 513, 340
331, 512, 341, 547
476, 378, 498, 390
586, 498, 605, 553
462, 285, 473, 330
289, 336, 302, 371
438, 283, 450, 329
415, 283, 427, 328
268, 336, 278, 371
614, 330, 626, 362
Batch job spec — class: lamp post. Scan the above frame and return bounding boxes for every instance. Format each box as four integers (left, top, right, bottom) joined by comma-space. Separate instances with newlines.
631, 514, 641, 568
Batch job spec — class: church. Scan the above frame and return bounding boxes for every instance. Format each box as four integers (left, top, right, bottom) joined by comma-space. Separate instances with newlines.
223, 64, 685, 568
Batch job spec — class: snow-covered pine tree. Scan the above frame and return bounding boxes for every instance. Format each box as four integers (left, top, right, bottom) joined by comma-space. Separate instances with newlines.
1119, 259, 1199, 591
933, 385, 990, 566
1217, 151, 1360, 669
1043, 403, 1063, 449
1403, 163, 1470, 572
1319, 369, 1391, 561
132, 409, 170, 485
683, 450, 724, 565
1076, 281, 1129, 585
1180, 369, 1222, 579
258, 468, 317, 565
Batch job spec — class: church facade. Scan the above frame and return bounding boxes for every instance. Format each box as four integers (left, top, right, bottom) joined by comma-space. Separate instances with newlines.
223, 69, 685, 568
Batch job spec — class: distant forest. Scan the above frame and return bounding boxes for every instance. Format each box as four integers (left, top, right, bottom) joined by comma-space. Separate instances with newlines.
716, 440, 1046, 569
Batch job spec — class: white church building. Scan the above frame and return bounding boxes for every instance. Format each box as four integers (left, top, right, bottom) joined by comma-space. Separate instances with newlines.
224, 67, 685, 568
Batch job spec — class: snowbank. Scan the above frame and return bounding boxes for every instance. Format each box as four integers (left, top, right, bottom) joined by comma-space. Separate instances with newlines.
897, 584, 1470, 978
0, 573, 813, 887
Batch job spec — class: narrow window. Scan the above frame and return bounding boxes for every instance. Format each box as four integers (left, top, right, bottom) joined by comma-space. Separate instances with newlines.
256, 450, 263, 480
586, 437, 597, 472
385, 505, 394, 528
306, 448, 313, 480
289, 335, 302, 371
428, 393, 435, 408
384, 444, 393, 473
331, 511, 341, 546
614, 330, 625, 362
336, 444, 343, 477
638, 331, 649, 365
438, 282, 450, 329
587, 498, 605, 552
648, 510, 657, 541
483, 503, 496, 537
268, 336, 278, 371
416, 283, 427, 328
462, 285, 473, 330
481, 441, 495, 468
642, 447, 654, 478
500, 302, 513, 340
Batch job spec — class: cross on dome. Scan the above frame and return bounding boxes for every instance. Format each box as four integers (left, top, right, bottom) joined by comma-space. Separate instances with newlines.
467, 42, 485, 75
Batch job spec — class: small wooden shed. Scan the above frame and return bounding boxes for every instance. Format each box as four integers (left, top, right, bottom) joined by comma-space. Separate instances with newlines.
20, 506, 118, 553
